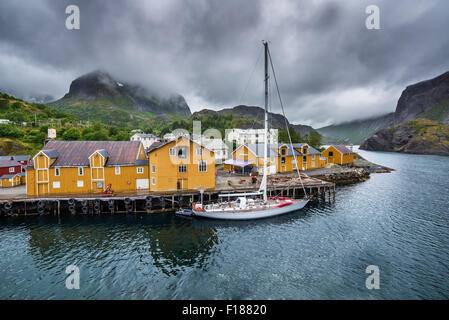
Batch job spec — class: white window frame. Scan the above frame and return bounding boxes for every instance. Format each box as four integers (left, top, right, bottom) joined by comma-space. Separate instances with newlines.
78, 167, 84, 176
177, 147, 187, 159
312, 155, 316, 160
151, 177, 156, 185
77, 180, 84, 187
115, 166, 120, 175
196, 148, 202, 156
151, 164, 156, 173
198, 160, 207, 172
169, 148, 175, 156
137, 167, 144, 174
55, 168, 60, 176
53, 181, 60, 189
9, 167, 14, 173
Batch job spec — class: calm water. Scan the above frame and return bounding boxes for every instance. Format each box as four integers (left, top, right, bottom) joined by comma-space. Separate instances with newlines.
1, 150, 448, 299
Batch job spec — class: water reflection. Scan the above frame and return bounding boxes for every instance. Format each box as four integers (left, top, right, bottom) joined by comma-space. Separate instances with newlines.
25, 215, 219, 276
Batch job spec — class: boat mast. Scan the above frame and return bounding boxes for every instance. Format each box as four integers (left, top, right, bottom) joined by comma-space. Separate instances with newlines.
262, 41, 269, 201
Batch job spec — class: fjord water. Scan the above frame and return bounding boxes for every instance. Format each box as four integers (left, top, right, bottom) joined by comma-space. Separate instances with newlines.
1, 150, 448, 299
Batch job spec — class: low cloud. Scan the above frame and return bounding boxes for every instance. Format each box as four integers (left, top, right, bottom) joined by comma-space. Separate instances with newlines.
1, 0, 449, 127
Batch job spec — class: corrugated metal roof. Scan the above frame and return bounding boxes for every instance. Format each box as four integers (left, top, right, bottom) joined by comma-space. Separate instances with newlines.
95, 149, 109, 159
41, 141, 143, 167
0, 160, 21, 168
0, 173, 18, 179
42, 149, 59, 159
333, 145, 353, 154
307, 146, 321, 155
134, 159, 149, 166
0, 155, 30, 162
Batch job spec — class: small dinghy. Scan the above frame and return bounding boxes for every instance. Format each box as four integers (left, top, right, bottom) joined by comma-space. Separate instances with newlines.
175, 208, 195, 217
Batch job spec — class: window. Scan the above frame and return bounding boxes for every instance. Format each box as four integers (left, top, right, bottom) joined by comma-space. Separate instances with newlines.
78, 167, 84, 176
178, 165, 187, 173
312, 155, 315, 160
329, 151, 333, 157
196, 148, 202, 156
77, 180, 84, 187
303, 156, 307, 162
53, 181, 60, 188
312, 161, 316, 168
303, 148, 307, 154
137, 167, 144, 174
169, 148, 175, 156
281, 157, 286, 164
151, 164, 156, 173
198, 160, 207, 172
115, 166, 120, 175
281, 148, 286, 155
292, 161, 297, 169
9, 167, 14, 173
55, 168, 60, 176
151, 178, 156, 185
178, 147, 187, 159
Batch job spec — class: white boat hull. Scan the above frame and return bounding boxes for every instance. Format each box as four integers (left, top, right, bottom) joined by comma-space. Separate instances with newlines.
192, 199, 309, 220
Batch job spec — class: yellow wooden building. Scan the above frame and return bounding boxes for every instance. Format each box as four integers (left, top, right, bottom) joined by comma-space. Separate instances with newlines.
147, 137, 215, 191
26, 141, 149, 196
321, 145, 354, 165
0, 173, 23, 187
225, 143, 326, 174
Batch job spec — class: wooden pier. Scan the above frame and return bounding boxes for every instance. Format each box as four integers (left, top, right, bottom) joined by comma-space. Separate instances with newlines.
0, 180, 335, 217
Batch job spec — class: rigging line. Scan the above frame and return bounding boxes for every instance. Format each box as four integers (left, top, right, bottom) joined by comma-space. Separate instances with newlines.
237, 47, 263, 105
267, 47, 308, 198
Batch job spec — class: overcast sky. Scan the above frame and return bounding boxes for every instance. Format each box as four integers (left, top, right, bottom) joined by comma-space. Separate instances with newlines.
1, 0, 449, 127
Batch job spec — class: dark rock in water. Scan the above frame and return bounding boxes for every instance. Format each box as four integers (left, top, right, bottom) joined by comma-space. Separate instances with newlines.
314, 168, 370, 186
360, 119, 449, 156
395, 71, 449, 124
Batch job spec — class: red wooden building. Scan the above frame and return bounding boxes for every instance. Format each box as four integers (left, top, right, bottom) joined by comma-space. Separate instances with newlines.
0, 160, 22, 177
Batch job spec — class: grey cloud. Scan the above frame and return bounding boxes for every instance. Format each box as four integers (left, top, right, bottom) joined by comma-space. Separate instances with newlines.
1, 0, 449, 127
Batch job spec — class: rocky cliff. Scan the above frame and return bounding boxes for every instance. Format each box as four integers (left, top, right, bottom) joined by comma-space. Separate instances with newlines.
360, 119, 449, 156
395, 71, 449, 124
50, 70, 191, 127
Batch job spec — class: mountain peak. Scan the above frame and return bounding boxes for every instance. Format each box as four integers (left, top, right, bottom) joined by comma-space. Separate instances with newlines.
51, 70, 191, 126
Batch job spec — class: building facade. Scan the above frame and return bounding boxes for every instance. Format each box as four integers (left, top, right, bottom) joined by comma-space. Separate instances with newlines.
321, 145, 354, 165
226, 128, 279, 146
147, 137, 215, 191
225, 143, 326, 174
26, 141, 149, 196
200, 138, 230, 163
130, 133, 160, 150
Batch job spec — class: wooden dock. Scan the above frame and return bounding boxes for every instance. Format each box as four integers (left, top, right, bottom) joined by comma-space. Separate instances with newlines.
0, 178, 335, 217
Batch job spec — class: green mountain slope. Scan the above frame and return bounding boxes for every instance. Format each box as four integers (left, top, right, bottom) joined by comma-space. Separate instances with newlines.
317, 113, 394, 144
49, 70, 192, 127
417, 98, 449, 124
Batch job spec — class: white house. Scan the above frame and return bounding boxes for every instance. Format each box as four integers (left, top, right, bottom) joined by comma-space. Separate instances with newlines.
163, 131, 190, 141
226, 128, 278, 146
130, 133, 160, 149
201, 138, 230, 163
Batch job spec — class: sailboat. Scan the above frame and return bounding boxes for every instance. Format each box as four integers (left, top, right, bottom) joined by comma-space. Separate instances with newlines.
190, 41, 309, 220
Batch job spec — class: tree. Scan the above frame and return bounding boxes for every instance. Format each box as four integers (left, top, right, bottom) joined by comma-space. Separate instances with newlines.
63, 127, 81, 141
306, 131, 322, 149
